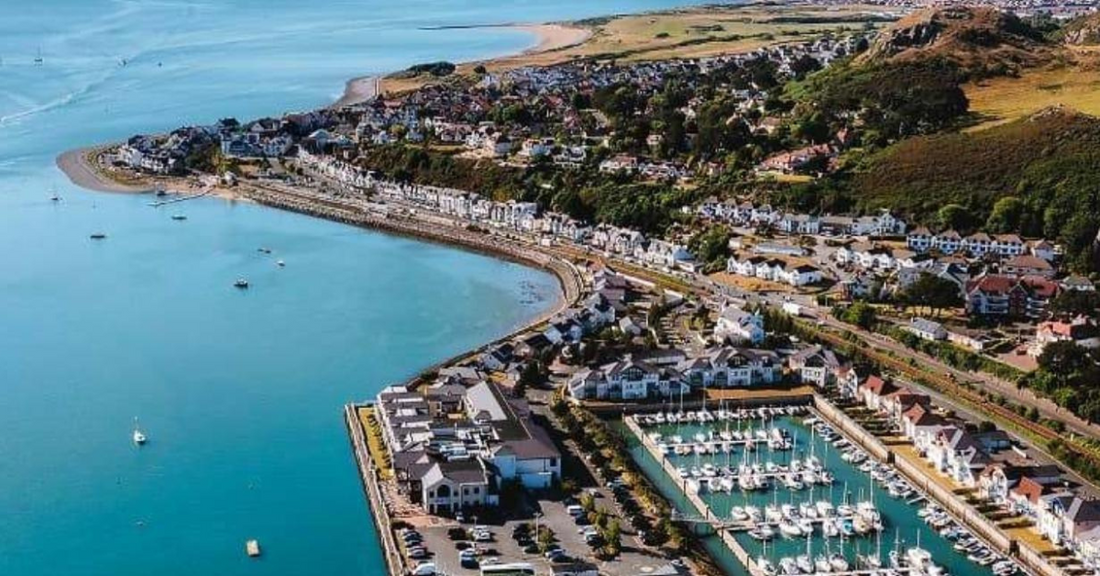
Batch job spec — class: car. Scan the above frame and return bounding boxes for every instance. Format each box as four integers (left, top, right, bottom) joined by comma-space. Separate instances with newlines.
447, 527, 467, 540
523, 544, 540, 554
407, 547, 428, 559
473, 531, 492, 542
410, 561, 437, 576
459, 549, 476, 560
545, 548, 565, 560
460, 557, 479, 570
455, 512, 465, 523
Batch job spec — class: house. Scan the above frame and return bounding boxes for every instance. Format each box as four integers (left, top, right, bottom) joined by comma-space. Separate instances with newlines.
1061, 275, 1095, 292
927, 426, 992, 487
946, 327, 992, 352
933, 230, 962, 254
1002, 254, 1055, 278
420, 459, 493, 515
906, 318, 947, 341
901, 403, 946, 451
1030, 239, 1058, 262
787, 345, 840, 387
714, 305, 765, 345
879, 388, 931, 423
966, 274, 1059, 319
677, 347, 780, 388
907, 227, 933, 253
567, 356, 665, 401
858, 375, 897, 412
1032, 316, 1100, 356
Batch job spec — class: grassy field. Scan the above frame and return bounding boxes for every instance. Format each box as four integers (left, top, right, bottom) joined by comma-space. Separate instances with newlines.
381, 3, 902, 95
966, 63, 1100, 130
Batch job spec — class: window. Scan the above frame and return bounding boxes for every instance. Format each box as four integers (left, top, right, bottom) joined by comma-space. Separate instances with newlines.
472, 487, 479, 495
549, 458, 557, 467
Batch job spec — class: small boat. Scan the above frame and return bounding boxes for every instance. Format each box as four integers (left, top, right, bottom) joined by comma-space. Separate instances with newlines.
171, 214, 187, 221
132, 418, 147, 445
90, 233, 107, 240
276, 260, 285, 267
246, 539, 261, 557
234, 278, 249, 289
257, 247, 272, 254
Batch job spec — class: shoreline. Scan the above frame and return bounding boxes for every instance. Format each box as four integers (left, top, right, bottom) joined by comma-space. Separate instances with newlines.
330, 22, 591, 107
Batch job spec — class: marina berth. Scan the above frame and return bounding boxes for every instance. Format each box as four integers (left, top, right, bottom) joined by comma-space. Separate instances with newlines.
625, 404, 1024, 576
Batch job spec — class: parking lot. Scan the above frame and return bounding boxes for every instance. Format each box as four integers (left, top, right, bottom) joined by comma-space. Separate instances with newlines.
405, 494, 680, 576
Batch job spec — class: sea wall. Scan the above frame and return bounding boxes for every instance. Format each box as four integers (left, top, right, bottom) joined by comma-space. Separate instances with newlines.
344, 405, 406, 576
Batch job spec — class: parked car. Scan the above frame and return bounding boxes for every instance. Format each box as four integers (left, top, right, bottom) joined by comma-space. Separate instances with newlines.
410, 562, 436, 576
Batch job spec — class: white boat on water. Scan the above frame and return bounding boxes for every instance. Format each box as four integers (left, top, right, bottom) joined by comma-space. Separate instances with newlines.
132, 418, 147, 445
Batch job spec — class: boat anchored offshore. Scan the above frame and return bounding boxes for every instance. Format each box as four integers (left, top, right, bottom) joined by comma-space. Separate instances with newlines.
90, 233, 107, 240
246, 539, 261, 557
132, 418, 147, 445
171, 214, 187, 221
234, 278, 249, 289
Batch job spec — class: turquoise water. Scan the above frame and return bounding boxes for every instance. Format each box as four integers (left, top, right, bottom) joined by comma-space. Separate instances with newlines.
0, 1, 705, 574
625, 416, 995, 576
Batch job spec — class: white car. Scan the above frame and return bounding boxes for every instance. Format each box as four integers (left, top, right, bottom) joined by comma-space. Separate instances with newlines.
410, 561, 436, 576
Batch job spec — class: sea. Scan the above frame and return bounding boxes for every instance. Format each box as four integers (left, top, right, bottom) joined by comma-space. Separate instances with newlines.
0, 1, 703, 575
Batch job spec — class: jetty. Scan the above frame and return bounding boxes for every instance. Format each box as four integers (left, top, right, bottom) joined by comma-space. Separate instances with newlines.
148, 189, 211, 207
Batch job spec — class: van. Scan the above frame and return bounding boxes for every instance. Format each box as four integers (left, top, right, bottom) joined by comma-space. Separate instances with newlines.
566, 505, 584, 517
410, 561, 436, 576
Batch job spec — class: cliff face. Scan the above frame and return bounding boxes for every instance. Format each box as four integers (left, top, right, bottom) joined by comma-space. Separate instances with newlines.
859, 6, 1051, 76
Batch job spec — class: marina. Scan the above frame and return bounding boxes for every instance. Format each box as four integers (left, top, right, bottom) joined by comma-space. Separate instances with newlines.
624, 405, 1024, 576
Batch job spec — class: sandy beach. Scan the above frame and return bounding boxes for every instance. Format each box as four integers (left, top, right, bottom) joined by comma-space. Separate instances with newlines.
331, 22, 591, 106
56, 147, 149, 194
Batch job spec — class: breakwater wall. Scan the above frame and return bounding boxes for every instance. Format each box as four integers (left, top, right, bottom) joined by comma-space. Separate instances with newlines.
345, 404, 405, 576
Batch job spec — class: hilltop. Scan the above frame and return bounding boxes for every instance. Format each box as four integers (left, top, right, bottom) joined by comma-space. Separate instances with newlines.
858, 6, 1052, 77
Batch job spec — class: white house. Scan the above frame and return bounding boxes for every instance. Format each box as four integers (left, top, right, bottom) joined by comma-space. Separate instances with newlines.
714, 304, 765, 345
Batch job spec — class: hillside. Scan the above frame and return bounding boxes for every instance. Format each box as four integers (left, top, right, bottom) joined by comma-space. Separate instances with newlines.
847, 107, 1100, 267
858, 6, 1052, 77
1061, 12, 1100, 46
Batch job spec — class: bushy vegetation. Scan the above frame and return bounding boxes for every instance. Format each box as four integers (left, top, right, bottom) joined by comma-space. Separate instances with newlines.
848, 109, 1100, 270
398, 61, 456, 77
789, 57, 969, 146
1023, 341, 1100, 422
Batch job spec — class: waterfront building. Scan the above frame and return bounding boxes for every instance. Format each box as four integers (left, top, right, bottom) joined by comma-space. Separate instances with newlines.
714, 304, 765, 345
374, 378, 561, 516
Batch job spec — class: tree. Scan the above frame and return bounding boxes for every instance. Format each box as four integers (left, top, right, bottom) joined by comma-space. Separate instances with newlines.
516, 361, 543, 396
1049, 290, 1100, 319
903, 273, 963, 317
937, 203, 976, 233
604, 519, 622, 557
838, 302, 877, 329
985, 196, 1025, 234
789, 54, 822, 79
1038, 341, 1091, 386
689, 226, 732, 272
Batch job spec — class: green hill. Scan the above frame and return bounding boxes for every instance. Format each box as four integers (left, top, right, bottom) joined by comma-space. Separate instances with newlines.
849, 107, 1100, 268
